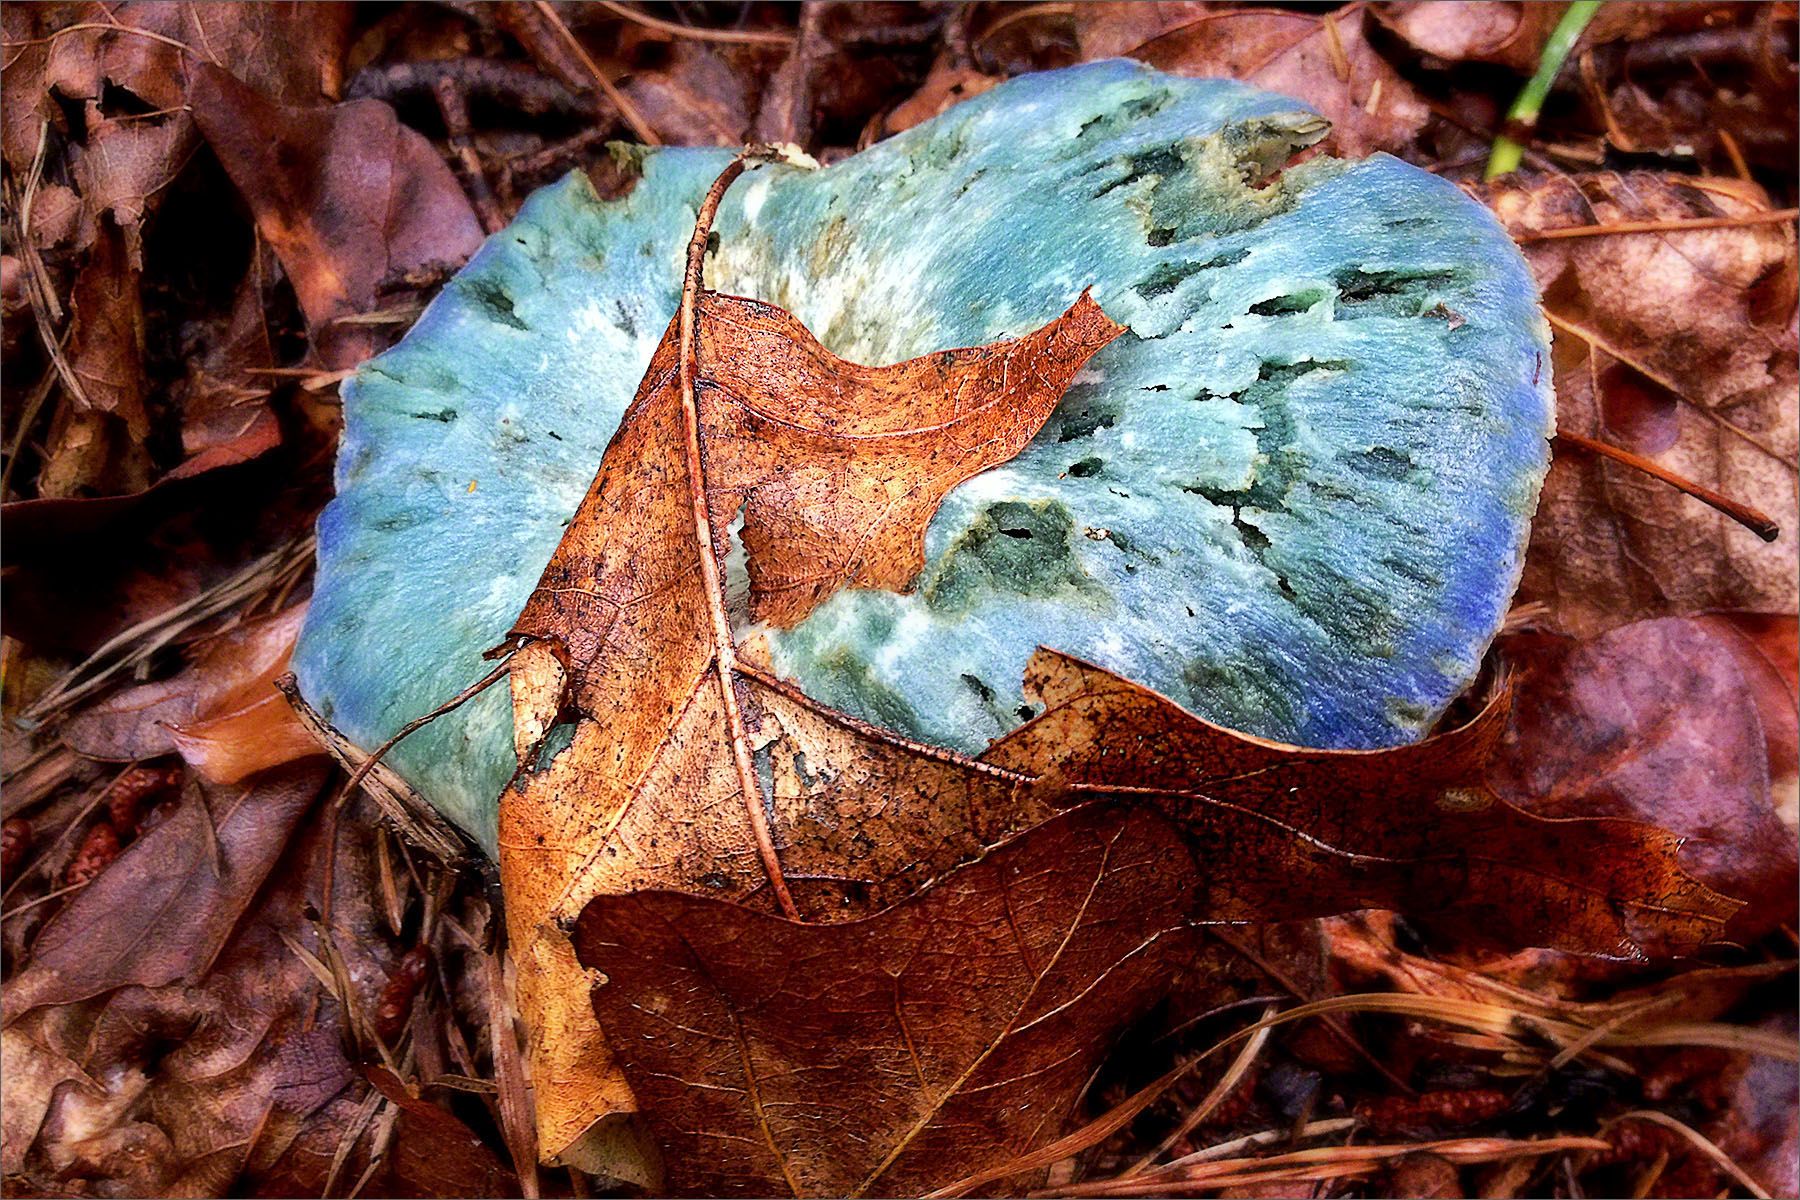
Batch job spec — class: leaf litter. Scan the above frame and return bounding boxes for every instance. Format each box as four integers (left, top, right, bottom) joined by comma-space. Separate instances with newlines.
1, 4, 1795, 1198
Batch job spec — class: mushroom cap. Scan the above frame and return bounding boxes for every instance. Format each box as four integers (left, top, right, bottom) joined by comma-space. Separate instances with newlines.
294, 61, 1551, 852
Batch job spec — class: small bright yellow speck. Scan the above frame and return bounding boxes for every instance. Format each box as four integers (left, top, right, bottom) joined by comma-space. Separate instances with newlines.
467, 480, 478, 493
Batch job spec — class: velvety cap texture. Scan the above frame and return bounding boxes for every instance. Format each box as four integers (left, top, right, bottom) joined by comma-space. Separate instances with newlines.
294, 61, 1552, 851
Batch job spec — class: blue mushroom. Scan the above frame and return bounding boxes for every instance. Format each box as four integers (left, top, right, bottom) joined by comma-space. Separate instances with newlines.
294, 61, 1552, 853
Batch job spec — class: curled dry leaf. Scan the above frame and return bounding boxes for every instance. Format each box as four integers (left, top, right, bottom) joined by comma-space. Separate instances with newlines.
189, 63, 484, 369
1482, 171, 1799, 636
61, 602, 319, 784
496, 171, 1122, 1159
1069, 3, 1430, 157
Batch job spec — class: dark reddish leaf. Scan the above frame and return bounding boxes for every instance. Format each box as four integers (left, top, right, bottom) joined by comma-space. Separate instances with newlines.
363, 1065, 521, 1198
576, 804, 1200, 1198
188, 64, 483, 369
984, 649, 1740, 958
1492, 617, 1798, 941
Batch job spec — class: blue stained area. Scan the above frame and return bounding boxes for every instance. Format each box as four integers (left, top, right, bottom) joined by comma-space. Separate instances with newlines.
294, 61, 1552, 853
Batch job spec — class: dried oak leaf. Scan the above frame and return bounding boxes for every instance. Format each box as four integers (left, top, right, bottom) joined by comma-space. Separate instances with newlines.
984, 648, 1738, 959
496, 244, 1120, 1164
576, 804, 1200, 1198
1482, 171, 1799, 636
189, 63, 483, 370
61, 602, 319, 784
1070, 3, 1430, 157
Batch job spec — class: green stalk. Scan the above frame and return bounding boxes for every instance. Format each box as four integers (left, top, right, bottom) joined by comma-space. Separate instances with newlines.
1485, 0, 1603, 179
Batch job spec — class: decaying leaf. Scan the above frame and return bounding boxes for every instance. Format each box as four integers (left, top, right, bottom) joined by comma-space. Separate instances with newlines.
189, 63, 484, 369
577, 804, 1200, 1198
1493, 616, 1799, 942
5, 763, 326, 1015
1070, 3, 1431, 157
496, 167, 1122, 1159
3, 790, 397, 1197
1482, 171, 1799, 635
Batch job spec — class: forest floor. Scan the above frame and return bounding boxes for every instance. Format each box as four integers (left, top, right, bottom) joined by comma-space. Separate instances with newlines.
1, 2, 1796, 1197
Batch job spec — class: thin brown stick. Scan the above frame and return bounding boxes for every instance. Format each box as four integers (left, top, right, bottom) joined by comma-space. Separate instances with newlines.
531, 0, 659, 145
1602, 1111, 1772, 1200
1517, 207, 1799, 241
432, 75, 507, 233
332, 656, 514, 809
1545, 309, 1791, 464
595, 0, 794, 46
676, 149, 799, 920
1555, 429, 1780, 541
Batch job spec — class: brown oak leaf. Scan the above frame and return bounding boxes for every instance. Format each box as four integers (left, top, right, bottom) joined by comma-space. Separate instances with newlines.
1481, 171, 1799, 636
499, 157, 1737, 1190
985, 648, 1739, 960
494, 155, 1122, 1165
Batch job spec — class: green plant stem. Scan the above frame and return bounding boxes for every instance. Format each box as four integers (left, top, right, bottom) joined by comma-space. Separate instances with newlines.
1485, 0, 1603, 179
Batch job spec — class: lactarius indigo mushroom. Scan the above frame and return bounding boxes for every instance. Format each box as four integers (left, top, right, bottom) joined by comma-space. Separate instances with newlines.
294, 60, 1551, 852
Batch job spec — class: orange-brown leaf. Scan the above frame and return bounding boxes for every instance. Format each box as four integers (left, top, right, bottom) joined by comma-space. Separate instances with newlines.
497, 269, 1119, 1159
984, 648, 1740, 958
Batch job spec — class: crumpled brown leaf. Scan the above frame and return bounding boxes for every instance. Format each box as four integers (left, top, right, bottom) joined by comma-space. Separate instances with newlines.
496, 193, 1120, 1162
1483, 171, 1799, 636
1068, 3, 1430, 157
189, 63, 484, 369
61, 602, 319, 784
11, 1, 353, 248
1492, 616, 1799, 942
577, 804, 1200, 1198
2, 783, 396, 1197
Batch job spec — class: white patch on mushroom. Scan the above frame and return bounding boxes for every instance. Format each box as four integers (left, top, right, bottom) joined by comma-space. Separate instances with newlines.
875, 609, 931, 672
741, 175, 772, 224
